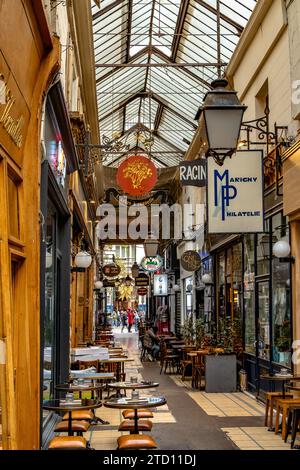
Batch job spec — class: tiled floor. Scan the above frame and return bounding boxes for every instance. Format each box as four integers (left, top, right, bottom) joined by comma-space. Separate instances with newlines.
71, 329, 296, 450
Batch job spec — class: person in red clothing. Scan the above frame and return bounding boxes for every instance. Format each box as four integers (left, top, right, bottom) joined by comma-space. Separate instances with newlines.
127, 308, 134, 333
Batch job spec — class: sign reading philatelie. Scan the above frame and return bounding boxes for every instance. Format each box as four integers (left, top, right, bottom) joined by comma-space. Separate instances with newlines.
179, 159, 207, 187
207, 150, 264, 233
180, 250, 201, 272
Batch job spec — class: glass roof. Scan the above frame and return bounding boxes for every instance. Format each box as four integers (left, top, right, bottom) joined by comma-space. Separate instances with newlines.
92, 0, 257, 168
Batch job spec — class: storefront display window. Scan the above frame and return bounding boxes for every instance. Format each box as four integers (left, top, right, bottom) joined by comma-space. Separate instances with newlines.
257, 219, 270, 276
258, 281, 270, 359
244, 234, 255, 354
271, 213, 291, 366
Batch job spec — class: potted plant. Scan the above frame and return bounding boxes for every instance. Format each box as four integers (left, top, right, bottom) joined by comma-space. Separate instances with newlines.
195, 318, 205, 349
205, 318, 241, 393
181, 314, 195, 345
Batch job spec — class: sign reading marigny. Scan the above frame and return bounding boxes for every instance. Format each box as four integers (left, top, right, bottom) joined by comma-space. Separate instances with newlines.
207, 150, 264, 233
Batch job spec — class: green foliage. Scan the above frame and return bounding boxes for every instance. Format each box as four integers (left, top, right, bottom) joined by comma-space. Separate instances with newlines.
181, 314, 195, 344
216, 317, 242, 354
195, 318, 205, 348
274, 321, 291, 352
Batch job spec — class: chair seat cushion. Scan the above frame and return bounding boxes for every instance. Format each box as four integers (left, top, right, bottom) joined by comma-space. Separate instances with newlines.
117, 434, 157, 450
54, 420, 90, 433
48, 436, 87, 450
118, 419, 153, 432
62, 410, 94, 421
122, 409, 153, 420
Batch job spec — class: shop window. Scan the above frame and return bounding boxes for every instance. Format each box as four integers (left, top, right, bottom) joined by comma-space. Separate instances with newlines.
258, 280, 270, 360
257, 219, 270, 275
244, 234, 255, 354
7, 175, 20, 239
271, 213, 291, 366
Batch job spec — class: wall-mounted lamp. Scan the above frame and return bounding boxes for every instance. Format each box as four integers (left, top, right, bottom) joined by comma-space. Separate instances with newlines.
201, 273, 213, 285
94, 280, 103, 289
172, 284, 180, 292
273, 240, 295, 263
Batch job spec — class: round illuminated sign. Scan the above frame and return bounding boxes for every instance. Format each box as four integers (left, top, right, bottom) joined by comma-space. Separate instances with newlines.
117, 156, 157, 196
141, 255, 163, 272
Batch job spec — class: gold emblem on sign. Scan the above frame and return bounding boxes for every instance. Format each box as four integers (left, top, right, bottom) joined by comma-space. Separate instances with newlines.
123, 161, 153, 189
0, 73, 24, 148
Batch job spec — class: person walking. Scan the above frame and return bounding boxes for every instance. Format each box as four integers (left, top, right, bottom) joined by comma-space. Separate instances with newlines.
127, 308, 134, 333
121, 310, 127, 333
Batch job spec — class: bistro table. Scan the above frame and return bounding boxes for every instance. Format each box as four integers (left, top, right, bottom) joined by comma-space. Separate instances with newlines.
55, 382, 103, 399
104, 395, 166, 434
260, 373, 300, 398
43, 398, 101, 436
108, 380, 159, 398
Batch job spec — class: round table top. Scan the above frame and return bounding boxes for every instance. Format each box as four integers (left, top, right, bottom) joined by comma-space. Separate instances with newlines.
260, 373, 296, 381
108, 381, 159, 390
55, 382, 103, 392
43, 398, 102, 412
104, 395, 166, 410
70, 372, 114, 380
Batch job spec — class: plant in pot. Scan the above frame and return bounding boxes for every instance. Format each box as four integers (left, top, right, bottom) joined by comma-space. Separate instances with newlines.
205, 317, 242, 393
195, 318, 205, 349
181, 314, 195, 345
274, 321, 291, 364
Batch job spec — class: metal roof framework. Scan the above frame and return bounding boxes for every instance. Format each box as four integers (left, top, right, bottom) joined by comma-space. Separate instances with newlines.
92, 0, 256, 168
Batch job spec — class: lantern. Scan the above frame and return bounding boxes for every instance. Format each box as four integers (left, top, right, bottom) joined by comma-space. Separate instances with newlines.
74, 251, 92, 269
197, 79, 247, 166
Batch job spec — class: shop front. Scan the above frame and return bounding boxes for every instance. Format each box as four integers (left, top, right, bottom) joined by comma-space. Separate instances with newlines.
205, 207, 292, 396
0, 1, 59, 449
40, 81, 78, 444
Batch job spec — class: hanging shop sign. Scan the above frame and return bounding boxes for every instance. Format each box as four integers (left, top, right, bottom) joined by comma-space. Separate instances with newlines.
117, 155, 157, 196
103, 279, 116, 287
179, 159, 206, 187
102, 263, 121, 277
137, 287, 148, 296
135, 273, 150, 287
207, 150, 264, 234
180, 250, 201, 272
141, 255, 163, 272
153, 274, 168, 296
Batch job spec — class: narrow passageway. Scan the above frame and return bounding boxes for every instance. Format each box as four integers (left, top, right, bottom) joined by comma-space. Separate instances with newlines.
90, 329, 291, 451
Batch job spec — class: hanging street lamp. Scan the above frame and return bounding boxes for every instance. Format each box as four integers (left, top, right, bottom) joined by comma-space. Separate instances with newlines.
74, 250, 92, 269
196, 78, 247, 166
144, 233, 159, 258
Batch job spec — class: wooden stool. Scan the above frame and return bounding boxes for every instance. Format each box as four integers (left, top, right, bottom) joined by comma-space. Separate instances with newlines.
118, 419, 153, 433
122, 409, 153, 420
48, 436, 87, 450
62, 410, 94, 421
54, 420, 90, 436
117, 434, 157, 450
265, 392, 293, 428
274, 397, 300, 438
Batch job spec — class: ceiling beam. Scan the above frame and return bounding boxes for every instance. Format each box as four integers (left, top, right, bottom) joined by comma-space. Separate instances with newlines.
125, 0, 133, 63
99, 90, 144, 121
92, 0, 123, 20
171, 0, 190, 61
153, 103, 164, 132
194, 0, 244, 34
96, 46, 149, 84
153, 130, 185, 154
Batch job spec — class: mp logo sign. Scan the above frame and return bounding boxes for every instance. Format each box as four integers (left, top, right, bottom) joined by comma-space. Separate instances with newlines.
207, 150, 264, 233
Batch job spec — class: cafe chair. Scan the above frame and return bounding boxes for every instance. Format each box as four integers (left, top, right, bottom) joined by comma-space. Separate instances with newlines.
264, 392, 293, 429
117, 434, 157, 450
274, 397, 300, 438
118, 419, 153, 433
285, 406, 300, 447
54, 420, 90, 436
122, 409, 153, 420
48, 436, 88, 450
160, 341, 180, 375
